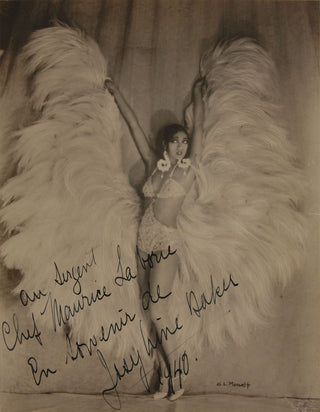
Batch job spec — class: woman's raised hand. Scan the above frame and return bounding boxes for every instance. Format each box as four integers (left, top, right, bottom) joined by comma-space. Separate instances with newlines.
104, 78, 118, 95
192, 77, 206, 101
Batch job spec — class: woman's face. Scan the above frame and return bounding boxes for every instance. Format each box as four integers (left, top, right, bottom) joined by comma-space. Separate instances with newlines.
166, 131, 189, 163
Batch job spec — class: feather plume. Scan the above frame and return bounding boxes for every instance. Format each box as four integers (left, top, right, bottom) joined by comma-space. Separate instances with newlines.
176, 38, 307, 351
0, 26, 144, 356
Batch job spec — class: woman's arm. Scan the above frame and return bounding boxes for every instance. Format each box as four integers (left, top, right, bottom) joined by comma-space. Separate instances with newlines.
190, 78, 205, 162
105, 79, 155, 170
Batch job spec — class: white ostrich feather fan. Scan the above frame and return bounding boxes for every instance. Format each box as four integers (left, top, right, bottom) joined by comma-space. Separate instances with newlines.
0, 26, 144, 356
177, 38, 306, 351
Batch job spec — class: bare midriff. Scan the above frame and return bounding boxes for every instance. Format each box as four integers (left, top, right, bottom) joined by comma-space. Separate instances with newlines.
144, 196, 185, 228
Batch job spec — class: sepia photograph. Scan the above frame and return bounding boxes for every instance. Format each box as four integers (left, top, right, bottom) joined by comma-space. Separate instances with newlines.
0, 1, 319, 411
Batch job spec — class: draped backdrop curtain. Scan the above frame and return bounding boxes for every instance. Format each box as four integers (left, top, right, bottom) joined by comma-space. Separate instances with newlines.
0, 0, 319, 399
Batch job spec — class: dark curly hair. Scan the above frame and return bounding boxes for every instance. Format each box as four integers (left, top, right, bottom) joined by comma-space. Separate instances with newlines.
156, 123, 191, 158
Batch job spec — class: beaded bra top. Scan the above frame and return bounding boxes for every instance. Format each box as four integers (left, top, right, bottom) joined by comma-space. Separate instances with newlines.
142, 165, 187, 199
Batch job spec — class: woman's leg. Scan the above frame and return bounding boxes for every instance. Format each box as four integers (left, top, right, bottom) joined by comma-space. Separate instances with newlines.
148, 252, 184, 396
137, 249, 168, 395
137, 249, 150, 294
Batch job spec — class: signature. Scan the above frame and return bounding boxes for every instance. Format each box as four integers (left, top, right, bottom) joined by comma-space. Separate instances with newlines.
186, 273, 239, 317
139, 317, 183, 356
217, 380, 250, 389
98, 348, 149, 410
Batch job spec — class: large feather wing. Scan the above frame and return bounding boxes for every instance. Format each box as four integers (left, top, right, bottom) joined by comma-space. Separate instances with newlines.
176, 38, 306, 350
0, 27, 143, 355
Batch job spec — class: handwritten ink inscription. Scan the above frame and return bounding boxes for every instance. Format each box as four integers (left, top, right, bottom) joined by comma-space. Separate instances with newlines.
2, 312, 42, 351
40, 286, 112, 332
186, 274, 239, 317
0, 244, 239, 409
54, 248, 97, 295
20, 289, 47, 306
65, 309, 136, 364
158, 351, 189, 393
115, 244, 176, 286
27, 356, 57, 386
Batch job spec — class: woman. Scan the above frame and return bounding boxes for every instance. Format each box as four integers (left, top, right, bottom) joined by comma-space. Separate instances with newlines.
105, 78, 205, 399
1, 26, 305, 401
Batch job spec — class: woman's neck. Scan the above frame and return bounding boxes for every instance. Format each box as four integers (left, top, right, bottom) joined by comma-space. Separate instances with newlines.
168, 157, 178, 166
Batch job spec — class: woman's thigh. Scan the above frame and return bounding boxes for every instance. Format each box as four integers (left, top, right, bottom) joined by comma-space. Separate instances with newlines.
149, 251, 179, 296
137, 249, 150, 294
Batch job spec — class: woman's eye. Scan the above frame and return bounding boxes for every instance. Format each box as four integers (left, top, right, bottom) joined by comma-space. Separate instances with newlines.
183, 140, 188, 144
